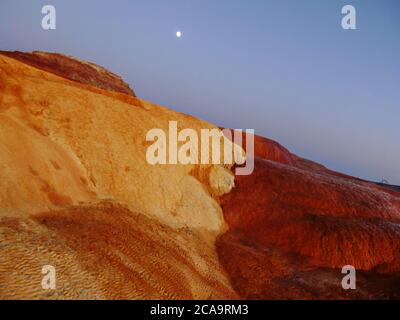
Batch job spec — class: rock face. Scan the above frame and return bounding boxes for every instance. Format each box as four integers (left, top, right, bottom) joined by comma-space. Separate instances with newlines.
0, 52, 238, 299
1, 51, 400, 299
217, 134, 400, 299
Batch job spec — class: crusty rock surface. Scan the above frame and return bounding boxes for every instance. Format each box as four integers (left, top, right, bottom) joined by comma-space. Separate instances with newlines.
1, 51, 400, 299
0, 52, 239, 299
217, 137, 400, 299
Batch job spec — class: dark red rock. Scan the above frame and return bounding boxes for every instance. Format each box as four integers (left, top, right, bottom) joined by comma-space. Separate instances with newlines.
223, 129, 298, 165
217, 133, 400, 299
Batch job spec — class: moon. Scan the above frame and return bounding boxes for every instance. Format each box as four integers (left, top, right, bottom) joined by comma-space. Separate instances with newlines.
176, 31, 182, 38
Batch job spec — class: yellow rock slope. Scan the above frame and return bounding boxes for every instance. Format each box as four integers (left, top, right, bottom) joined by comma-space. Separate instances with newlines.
0, 52, 239, 299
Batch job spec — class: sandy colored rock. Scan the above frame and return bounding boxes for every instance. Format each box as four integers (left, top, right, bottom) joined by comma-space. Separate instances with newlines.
0, 52, 240, 299
0, 52, 241, 233
209, 166, 235, 196
0, 201, 237, 299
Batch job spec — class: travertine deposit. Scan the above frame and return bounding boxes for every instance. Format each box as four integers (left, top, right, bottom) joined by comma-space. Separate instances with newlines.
218, 133, 400, 299
0, 52, 238, 299
0, 51, 399, 299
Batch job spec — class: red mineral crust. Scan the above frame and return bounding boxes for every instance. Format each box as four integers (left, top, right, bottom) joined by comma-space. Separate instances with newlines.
217, 133, 400, 299
223, 129, 298, 165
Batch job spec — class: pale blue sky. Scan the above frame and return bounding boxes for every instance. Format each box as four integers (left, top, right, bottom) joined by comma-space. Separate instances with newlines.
0, 0, 399, 183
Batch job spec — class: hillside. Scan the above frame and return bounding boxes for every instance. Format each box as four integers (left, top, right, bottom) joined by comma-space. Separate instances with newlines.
0, 51, 399, 299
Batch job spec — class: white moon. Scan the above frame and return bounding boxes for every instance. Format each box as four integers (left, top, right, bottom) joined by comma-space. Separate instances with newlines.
176, 31, 182, 38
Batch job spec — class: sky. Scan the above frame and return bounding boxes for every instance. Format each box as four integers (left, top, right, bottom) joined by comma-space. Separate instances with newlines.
0, 0, 399, 184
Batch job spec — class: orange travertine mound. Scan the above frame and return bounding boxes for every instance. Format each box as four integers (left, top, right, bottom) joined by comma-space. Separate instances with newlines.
0, 52, 238, 299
